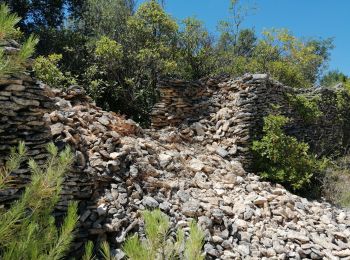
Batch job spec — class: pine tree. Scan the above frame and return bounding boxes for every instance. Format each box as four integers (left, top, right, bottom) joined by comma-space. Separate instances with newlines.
0, 142, 78, 259
0, 4, 38, 78
123, 209, 205, 260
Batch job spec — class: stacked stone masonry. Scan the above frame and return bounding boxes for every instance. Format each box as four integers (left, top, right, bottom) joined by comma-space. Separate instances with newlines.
0, 75, 54, 203
152, 74, 350, 165
1, 72, 350, 259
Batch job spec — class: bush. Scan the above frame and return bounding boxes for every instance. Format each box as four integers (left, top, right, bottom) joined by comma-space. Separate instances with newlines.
215, 29, 333, 88
322, 155, 350, 208
33, 53, 76, 89
0, 142, 78, 259
123, 209, 205, 260
286, 93, 323, 123
252, 114, 326, 191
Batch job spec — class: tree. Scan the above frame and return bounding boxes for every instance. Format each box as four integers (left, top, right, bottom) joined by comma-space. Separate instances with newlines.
3, 0, 66, 34
215, 28, 333, 88
178, 16, 214, 79
123, 209, 205, 260
126, 0, 178, 79
217, 0, 256, 51
255, 29, 333, 87
124, 0, 178, 121
0, 142, 78, 259
234, 28, 257, 57
0, 3, 38, 78
80, 0, 135, 41
320, 70, 349, 88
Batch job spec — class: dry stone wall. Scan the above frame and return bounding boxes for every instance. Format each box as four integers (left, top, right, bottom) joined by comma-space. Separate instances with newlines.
151, 74, 350, 165
151, 79, 218, 128
1, 71, 350, 259
0, 75, 54, 203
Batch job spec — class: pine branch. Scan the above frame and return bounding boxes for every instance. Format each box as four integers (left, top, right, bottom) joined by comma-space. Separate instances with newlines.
0, 141, 26, 189
82, 241, 95, 260
0, 4, 21, 41
47, 201, 78, 260
100, 241, 111, 260
184, 221, 205, 260
123, 234, 148, 260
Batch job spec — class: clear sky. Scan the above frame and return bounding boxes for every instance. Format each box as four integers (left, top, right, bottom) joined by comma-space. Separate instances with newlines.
139, 0, 350, 75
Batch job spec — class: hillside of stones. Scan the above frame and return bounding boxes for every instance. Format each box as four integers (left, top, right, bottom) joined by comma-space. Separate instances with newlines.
1, 73, 350, 260
53, 76, 350, 259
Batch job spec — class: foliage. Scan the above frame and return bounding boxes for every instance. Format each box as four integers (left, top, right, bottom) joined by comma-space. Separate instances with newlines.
126, 0, 178, 77
80, 0, 180, 125
95, 36, 123, 61
252, 114, 326, 191
123, 209, 205, 260
0, 4, 38, 78
0, 3, 21, 40
0, 141, 26, 190
33, 53, 76, 89
322, 155, 350, 208
178, 17, 214, 79
321, 70, 350, 89
0, 142, 78, 259
82, 240, 95, 260
286, 93, 323, 123
217, 0, 256, 50
81, 0, 134, 40
216, 28, 333, 88
2, 0, 66, 33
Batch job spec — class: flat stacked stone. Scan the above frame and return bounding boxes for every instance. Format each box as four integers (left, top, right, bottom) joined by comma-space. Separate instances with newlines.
0, 75, 54, 203
151, 74, 350, 169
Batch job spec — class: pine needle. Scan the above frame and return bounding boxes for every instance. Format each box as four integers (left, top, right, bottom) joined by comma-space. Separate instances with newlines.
82, 241, 95, 260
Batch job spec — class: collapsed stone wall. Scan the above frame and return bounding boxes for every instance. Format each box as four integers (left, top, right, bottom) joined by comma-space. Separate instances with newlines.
151, 74, 350, 165
1, 73, 350, 259
0, 74, 140, 251
150, 78, 223, 128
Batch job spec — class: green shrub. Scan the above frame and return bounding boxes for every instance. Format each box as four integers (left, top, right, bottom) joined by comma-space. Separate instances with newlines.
123, 209, 205, 260
94, 36, 123, 62
33, 53, 76, 89
322, 155, 350, 208
286, 93, 323, 123
0, 142, 78, 259
252, 114, 326, 191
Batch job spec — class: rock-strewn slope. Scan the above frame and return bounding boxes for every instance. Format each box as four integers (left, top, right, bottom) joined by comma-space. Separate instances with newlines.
48, 81, 350, 259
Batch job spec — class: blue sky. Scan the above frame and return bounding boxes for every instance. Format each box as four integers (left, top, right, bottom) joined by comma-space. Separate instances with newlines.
139, 0, 349, 75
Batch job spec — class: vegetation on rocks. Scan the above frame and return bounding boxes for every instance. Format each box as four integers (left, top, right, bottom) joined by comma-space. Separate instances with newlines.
123, 209, 204, 260
252, 114, 327, 192
2, 0, 339, 124
2, 1, 350, 259
33, 53, 76, 89
286, 93, 323, 123
323, 155, 350, 207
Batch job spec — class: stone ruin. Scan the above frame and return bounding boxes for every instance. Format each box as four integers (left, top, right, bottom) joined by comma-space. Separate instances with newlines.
1, 71, 350, 259
152, 74, 350, 165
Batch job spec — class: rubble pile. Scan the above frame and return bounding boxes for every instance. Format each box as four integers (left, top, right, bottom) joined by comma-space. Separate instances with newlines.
51, 81, 350, 259
1, 73, 350, 259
